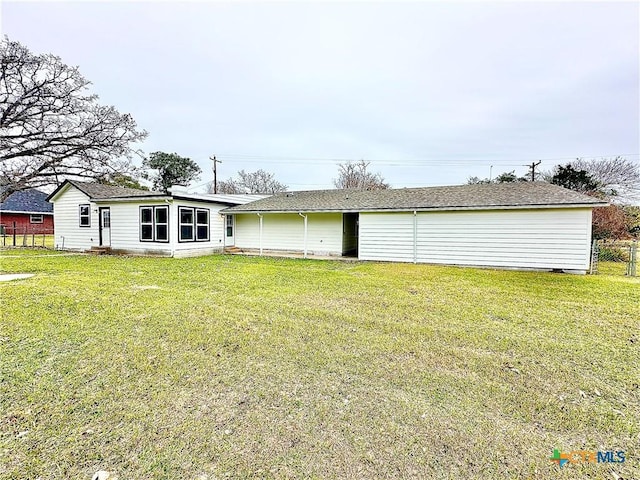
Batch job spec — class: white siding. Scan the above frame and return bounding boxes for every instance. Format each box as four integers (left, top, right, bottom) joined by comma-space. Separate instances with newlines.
104, 201, 173, 256
172, 201, 226, 258
358, 212, 415, 262
105, 200, 227, 257
52, 186, 99, 251
360, 208, 593, 271
234, 213, 343, 255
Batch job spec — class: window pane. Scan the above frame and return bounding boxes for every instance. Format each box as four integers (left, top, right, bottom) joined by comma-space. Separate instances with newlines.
180, 209, 193, 224
156, 207, 168, 224
80, 205, 89, 216
80, 216, 90, 226
196, 210, 208, 225
156, 224, 168, 241
226, 226, 233, 237
226, 215, 233, 226
181, 225, 193, 240
102, 211, 110, 228
141, 225, 153, 240
141, 208, 152, 223
197, 225, 209, 240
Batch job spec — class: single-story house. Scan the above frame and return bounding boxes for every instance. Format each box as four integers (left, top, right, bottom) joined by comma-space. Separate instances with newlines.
46, 180, 264, 257
0, 189, 54, 234
221, 182, 608, 273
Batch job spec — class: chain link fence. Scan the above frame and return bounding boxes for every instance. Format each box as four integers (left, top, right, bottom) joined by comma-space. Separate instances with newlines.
590, 239, 638, 276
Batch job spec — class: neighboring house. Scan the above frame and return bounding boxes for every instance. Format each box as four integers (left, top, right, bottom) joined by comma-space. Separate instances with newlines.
46, 180, 264, 257
221, 182, 608, 273
0, 189, 54, 234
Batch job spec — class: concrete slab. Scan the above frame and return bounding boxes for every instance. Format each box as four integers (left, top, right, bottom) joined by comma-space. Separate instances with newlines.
0, 273, 35, 282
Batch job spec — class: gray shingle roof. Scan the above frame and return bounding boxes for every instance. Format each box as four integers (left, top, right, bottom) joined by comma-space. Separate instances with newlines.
66, 180, 161, 199
222, 182, 607, 213
0, 189, 53, 214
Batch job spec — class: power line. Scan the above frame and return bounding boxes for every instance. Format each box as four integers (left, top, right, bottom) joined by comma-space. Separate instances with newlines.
211, 153, 639, 167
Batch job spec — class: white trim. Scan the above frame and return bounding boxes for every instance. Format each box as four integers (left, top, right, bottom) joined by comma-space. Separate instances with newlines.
0, 210, 53, 215
225, 203, 607, 215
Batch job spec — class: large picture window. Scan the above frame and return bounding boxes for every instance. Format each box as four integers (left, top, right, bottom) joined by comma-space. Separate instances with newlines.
79, 204, 91, 227
140, 206, 169, 242
179, 207, 209, 242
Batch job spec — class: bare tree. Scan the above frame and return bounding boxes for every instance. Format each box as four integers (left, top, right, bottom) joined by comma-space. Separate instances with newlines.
569, 156, 640, 201
213, 169, 287, 194
0, 37, 147, 200
333, 160, 389, 190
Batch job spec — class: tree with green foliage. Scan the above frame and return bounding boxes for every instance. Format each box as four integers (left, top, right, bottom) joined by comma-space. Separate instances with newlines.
550, 164, 601, 194
466, 170, 528, 185
98, 172, 149, 190
142, 152, 201, 193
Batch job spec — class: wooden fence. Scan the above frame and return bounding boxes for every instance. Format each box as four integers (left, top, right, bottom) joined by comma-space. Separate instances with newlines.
0, 223, 55, 248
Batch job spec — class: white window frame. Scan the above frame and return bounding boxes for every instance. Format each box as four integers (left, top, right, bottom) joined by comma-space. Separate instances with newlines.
30, 214, 44, 224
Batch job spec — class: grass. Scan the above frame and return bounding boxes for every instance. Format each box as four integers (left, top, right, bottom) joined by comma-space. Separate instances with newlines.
0, 253, 638, 479
0, 234, 55, 250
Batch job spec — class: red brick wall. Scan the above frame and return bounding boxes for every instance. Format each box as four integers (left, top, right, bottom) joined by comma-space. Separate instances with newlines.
0, 213, 54, 234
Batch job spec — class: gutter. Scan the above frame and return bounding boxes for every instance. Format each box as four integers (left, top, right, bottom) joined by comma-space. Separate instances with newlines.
221, 202, 609, 215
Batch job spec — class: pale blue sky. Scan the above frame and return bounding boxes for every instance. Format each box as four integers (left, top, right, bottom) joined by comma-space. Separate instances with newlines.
2, 1, 639, 191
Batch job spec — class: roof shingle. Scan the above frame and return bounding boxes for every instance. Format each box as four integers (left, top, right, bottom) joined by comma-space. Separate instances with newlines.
222, 182, 607, 213
0, 189, 53, 213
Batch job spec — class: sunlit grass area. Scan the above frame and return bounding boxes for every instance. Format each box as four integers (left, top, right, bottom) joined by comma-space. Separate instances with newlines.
0, 234, 55, 250
1, 253, 638, 479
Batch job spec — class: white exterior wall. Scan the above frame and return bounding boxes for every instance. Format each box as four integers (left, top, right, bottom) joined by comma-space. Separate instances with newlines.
52, 186, 99, 250
359, 208, 593, 271
103, 201, 173, 256
171, 201, 226, 258
105, 200, 227, 257
234, 213, 343, 255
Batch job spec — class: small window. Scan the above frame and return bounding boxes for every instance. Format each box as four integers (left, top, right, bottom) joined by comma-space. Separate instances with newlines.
79, 204, 91, 227
30, 214, 43, 224
179, 207, 194, 242
140, 206, 169, 242
196, 208, 209, 241
101, 210, 111, 228
226, 214, 234, 237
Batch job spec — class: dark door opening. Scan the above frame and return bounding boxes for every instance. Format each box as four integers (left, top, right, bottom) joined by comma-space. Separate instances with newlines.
342, 213, 359, 257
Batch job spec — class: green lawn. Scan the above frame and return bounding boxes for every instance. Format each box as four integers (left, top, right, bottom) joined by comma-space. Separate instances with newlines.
1, 253, 638, 479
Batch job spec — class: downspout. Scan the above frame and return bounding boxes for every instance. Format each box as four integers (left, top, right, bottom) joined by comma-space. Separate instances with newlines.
257, 213, 263, 255
299, 212, 308, 259
222, 213, 227, 248
413, 210, 417, 264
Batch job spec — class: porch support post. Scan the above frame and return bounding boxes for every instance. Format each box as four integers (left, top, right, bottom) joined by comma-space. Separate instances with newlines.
257, 213, 263, 255
413, 210, 418, 264
299, 212, 308, 259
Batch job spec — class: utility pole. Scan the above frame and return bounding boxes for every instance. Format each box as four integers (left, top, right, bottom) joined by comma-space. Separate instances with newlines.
525, 160, 542, 182
210, 155, 222, 193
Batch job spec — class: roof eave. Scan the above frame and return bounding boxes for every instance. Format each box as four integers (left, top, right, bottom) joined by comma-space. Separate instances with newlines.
223, 202, 608, 214
0, 210, 54, 215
